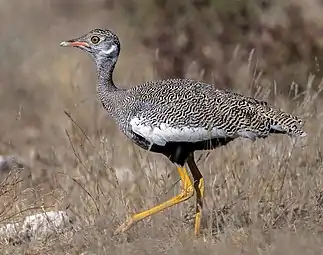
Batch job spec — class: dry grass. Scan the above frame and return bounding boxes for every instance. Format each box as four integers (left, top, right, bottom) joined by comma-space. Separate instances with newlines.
1, 1, 323, 254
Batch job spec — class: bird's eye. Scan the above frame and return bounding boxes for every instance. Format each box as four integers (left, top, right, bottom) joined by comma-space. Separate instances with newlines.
91, 36, 100, 44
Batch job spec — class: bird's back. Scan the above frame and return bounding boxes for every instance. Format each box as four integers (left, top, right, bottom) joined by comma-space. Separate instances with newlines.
124, 78, 306, 146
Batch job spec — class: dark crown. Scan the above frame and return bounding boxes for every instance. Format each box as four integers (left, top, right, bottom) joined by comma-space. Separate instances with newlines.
89, 28, 120, 47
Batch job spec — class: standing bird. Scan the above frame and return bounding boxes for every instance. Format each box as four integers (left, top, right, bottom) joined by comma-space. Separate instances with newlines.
60, 29, 307, 236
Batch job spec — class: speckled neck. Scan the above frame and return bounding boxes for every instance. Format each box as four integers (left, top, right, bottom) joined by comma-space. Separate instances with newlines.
96, 57, 119, 95
93, 55, 125, 119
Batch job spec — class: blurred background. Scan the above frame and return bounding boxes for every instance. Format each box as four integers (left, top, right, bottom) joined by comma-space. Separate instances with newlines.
0, 0, 323, 253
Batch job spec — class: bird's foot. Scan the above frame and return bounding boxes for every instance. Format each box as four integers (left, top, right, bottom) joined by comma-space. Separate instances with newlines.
113, 217, 134, 236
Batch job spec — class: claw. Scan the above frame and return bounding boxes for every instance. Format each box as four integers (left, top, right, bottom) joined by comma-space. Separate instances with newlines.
113, 217, 134, 235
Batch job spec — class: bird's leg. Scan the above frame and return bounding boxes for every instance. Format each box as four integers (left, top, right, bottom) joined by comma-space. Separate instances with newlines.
114, 166, 194, 235
187, 153, 205, 236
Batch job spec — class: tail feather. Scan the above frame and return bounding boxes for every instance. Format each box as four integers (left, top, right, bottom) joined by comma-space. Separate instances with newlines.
260, 106, 307, 137
221, 91, 307, 139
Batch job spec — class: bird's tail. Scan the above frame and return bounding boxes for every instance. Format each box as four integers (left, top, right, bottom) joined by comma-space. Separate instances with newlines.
261, 106, 307, 137
222, 91, 307, 139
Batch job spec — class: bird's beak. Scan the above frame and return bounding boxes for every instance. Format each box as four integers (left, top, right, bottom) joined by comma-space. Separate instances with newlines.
60, 40, 89, 47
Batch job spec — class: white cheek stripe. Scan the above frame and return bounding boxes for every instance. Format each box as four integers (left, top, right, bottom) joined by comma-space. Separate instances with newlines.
130, 117, 230, 146
101, 44, 117, 55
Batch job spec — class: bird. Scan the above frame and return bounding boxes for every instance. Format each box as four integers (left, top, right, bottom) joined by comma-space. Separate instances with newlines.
60, 28, 307, 236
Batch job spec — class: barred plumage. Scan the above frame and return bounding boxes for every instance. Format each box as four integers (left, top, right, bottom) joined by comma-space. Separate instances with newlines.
60, 28, 307, 236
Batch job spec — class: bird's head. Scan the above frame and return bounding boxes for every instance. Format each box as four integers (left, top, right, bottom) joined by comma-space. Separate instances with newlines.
60, 28, 120, 63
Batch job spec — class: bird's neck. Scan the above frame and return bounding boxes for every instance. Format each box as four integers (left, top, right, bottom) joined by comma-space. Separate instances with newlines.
95, 56, 124, 118
96, 57, 119, 97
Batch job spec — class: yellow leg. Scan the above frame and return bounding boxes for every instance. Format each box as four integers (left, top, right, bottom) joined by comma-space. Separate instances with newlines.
114, 167, 194, 235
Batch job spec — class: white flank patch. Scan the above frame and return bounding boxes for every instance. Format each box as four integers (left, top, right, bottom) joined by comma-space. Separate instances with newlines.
130, 117, 228, 146
101, 44, 117, 55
